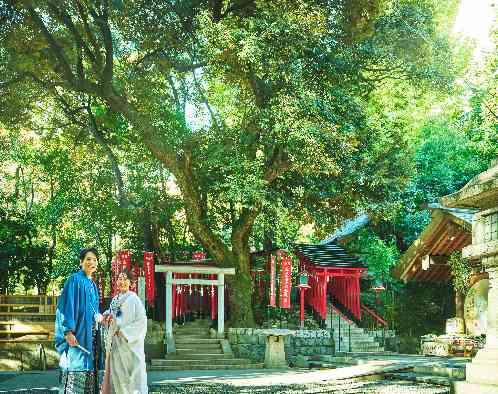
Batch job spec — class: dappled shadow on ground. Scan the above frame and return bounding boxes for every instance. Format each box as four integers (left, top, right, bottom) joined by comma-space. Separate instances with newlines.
150, 379, 450, 394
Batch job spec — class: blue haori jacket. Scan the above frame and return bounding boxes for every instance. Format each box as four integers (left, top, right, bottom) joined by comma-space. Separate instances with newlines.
55, 269, 99, 371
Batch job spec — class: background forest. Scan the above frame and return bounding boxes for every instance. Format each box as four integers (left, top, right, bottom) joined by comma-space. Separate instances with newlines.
0, 0, 496, 338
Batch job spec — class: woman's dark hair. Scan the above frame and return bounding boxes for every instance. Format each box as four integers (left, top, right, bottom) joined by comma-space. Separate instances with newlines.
79, 247, 99, 261
119, 267, 136, 282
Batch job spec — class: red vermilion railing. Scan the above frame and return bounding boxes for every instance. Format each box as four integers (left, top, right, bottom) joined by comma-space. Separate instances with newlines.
361, 304, 388, 328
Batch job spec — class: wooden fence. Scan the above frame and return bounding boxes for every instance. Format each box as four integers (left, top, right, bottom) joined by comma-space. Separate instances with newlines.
0, 295, 58, 340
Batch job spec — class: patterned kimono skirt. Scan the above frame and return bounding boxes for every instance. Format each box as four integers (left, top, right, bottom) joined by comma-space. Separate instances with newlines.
59, 325, 100, 394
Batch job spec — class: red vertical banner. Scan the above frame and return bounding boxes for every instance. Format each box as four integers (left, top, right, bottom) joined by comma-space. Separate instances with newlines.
269, 254, 276, 307
279, 253, 292, 309
143, 251, 155, 307
118, 250, 132, 271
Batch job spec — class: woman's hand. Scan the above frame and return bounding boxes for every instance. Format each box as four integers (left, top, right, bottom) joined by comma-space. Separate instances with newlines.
102, 314, 113, 327
65, 332, 78, 347
115, 329, 128, 342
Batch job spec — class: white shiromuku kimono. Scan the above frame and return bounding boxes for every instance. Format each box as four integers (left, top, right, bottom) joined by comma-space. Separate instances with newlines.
102, 291, 148, 394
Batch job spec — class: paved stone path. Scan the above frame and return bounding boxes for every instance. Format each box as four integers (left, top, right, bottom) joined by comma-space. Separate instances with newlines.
0, 353, 466, 393
0, 368, 449, 394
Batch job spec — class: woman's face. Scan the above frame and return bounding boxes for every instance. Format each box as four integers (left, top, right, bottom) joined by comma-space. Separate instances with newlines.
116, 273, 131, 293
81, 252, 98, 277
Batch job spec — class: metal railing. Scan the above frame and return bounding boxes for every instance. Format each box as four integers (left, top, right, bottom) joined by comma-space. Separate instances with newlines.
330, 303, 354, 352
359, 303, 388, 347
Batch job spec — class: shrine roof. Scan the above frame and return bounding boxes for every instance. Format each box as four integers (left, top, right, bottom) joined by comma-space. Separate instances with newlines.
393, 205, 475, 283
441, 161, 498, 209
319, 213, 369, 244
293, 243, 365, 269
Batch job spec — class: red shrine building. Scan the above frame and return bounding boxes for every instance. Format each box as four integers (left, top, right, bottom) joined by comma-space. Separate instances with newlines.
293, 243, 366, 322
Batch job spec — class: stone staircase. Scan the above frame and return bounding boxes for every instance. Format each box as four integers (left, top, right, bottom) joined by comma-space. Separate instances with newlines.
326, 307, 384, 353
150, 319, 263, 370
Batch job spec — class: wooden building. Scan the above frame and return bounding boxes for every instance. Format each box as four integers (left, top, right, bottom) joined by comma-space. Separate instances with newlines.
393, 203, 477, 319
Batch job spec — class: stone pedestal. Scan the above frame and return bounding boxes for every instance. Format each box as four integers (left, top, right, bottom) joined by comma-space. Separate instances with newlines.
264, 334, 289, 369
446, 318, 465, 335
441, 162, 498, 393
454, 266, 498, 393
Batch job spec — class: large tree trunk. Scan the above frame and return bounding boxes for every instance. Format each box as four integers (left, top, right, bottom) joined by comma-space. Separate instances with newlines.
455, 291, 465, 319
226, 251, 256, 327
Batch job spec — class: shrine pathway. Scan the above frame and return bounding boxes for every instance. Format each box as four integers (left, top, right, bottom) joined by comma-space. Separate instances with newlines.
0, 354, 466, 393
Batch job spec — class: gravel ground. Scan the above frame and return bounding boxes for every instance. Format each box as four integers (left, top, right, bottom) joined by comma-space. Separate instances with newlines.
148, 380, 450, 394
0, 380, 451, 394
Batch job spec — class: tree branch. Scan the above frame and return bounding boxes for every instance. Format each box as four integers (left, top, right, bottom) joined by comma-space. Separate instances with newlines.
86, 102, 128, 207
264, 148, 291, 183
47, 2, 99, 68
191, 70, 222, 129
88, 1, 113, 87
25, 4, 76, 84
231, 204, 261, 251
221, 0, 256, 19
175, 149, 231, 264
134, 48, 206, 72
483, 100, 498, 121
73, 0, 103, 69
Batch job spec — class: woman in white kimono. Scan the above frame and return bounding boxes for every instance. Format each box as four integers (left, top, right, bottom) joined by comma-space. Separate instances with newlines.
101, 269, 148, 394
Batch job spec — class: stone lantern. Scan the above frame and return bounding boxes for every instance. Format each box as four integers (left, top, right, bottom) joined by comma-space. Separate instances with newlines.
442, 160, 498, 393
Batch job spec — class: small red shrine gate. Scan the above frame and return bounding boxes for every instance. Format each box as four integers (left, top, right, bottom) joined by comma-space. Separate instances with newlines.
295, 243, 366, 321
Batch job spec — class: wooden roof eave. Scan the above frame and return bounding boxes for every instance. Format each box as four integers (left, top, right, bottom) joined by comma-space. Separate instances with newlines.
393, 210, 446, 282
447, 212, 472, 232
394, 209, 472, 283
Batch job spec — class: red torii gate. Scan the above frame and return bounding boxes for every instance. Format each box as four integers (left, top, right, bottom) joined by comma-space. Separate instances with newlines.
294, 243, 366, 321
303, 264, 364, 320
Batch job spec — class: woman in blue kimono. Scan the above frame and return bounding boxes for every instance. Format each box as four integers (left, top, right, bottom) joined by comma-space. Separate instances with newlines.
55, 247, 102, 394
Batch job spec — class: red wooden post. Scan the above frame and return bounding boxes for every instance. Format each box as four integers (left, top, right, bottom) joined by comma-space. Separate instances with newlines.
298, 286, 310, 329
210, 274, 217, 320
172, 273, 176, 319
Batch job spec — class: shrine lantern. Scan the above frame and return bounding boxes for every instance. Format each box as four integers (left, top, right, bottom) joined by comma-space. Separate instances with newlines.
297, 270, 311, 330
371, 279, 385, 304
298, 270, 310, 287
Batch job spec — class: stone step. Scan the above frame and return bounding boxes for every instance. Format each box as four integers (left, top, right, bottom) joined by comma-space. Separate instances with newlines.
414, 364, 466, 379
384, 371, 461, 386
350, 342, 380, 352
176, 319, 211, 325
338, 342, 379, 350
151, 358, 252, 367
175, 333, 210, 337
174, 335, 210, 341
327, 327, 367, 335
176, 343, 222, 350
176, 348, 224, 358
334, 336, 379, 343
149, 363, 264, 371
174, 329, 210, 335
174, 332, 210, 338
336, 346, 383, 353
175, 338, 220, 344
337, 351, 395, 357
307, 361, 337, 369
166, 352, 231, 359
175, 325, 210, 330
315, 355, 359, 365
